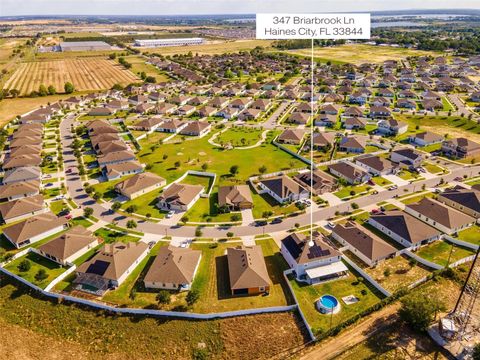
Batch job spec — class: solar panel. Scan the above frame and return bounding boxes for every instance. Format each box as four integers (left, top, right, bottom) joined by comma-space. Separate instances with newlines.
86, 260, 110, 276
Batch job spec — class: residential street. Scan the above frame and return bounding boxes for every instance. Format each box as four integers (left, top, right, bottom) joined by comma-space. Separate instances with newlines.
60, 114, 480, 239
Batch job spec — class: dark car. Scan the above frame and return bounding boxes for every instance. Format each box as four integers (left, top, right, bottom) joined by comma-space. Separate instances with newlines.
255, 220, 268, 227
270, 218, 283, 224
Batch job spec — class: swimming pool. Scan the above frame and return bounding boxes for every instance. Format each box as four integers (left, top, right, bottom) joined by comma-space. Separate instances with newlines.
317, 295, 340, 314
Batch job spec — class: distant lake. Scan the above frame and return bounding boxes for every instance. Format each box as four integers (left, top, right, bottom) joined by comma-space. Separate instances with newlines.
371, 21, 426, 28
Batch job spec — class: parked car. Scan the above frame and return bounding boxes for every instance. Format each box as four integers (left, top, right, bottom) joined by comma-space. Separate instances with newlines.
255, 220, 268, 227
270, 218, 283, 224
327, 221, 336, 229
388, 185, 398, 191
166, 210, 175, 218
454, 177, 463, 182
371, 209, 380, 214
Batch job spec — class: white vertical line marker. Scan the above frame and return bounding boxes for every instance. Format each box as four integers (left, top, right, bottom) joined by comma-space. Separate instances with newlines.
310, 38, 314, 241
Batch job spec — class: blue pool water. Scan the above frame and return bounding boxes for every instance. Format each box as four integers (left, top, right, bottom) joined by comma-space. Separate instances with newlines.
320, 295, 338, 309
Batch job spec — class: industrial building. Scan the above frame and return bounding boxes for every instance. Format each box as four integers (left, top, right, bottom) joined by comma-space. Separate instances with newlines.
59, 41, 112, 52
133, 38, 204, 47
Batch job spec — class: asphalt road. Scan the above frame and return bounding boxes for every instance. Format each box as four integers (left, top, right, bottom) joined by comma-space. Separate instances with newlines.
60, 115, 480, 239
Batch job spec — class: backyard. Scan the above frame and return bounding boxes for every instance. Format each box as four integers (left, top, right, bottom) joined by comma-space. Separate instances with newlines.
289, 268, 384, 335
189, 239, 293, 313
4, 252, 67, 289
415, 240, 475, 267
454, 225, 480, 245
365, 255, 432, 293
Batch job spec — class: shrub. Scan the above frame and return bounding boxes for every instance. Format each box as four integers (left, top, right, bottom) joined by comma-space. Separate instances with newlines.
34, 269, 48, 282
399, 293, 445, 332
18, 259, 31, 272
156, 290, 171, 305
186, 289, 200, 306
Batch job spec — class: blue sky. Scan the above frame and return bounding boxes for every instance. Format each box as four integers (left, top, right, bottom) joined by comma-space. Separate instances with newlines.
0, 0, 479, 16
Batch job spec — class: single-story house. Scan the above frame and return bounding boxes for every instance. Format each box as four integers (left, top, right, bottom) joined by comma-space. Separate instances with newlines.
179, 121, 211, 137
3, 212, 69, 249
338, 136, 367, 153
2, 166, 41, 185
97, 150, 136, 167
368, 210, 442, 249
437, 187, 480, 219
328, 162, 371, 185
377, 119, 408, 136
404, 197, 475, 234
277, 129, 305, 145
293, 170, 337, 195
227, 245, 271, 295
409, 132, 444, 147
390, 148, 423, 168
103, 161, 144, 181
355, 154, 397, 176
259, 175, 309, 204
0, 180, 40, 201
218, 185, 253, 210
156, 183, 204, 211
0, 194, 47, 224
74, 242, 149, 294
36, 226, 99, 266
332, 221, 397, 267
143, 245, 202, 291
115, 172, 166, 200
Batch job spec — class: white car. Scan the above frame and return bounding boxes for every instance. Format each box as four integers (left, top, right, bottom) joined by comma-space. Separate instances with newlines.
166, 211, 175, 218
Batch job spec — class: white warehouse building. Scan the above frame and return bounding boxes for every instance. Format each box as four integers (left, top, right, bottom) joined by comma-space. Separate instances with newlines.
134, 38, 204, 47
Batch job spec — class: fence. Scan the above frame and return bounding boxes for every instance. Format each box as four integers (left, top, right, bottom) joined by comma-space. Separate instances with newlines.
44, 265, 77, 292
403, 250, 444, 270
342, 255, 391, 297
273, 138, 312, 165
282, 269, 316, 341
0, 266, 296, 320
449, 254, 476, 268
443, 235, 479, 251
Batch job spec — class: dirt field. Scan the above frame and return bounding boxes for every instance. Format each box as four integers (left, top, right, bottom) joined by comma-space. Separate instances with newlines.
0, 93, 93, 126
3, 58, 139, 95
142, 39, 273, 56
287, 44, 440, 64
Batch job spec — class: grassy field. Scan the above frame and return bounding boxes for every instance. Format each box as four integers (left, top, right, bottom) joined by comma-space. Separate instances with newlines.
415, 240, 475, 267
289, 267, 384, 336
215, 126, 264, 147
3, 58, 139, 95
454, 225, 480, 245
189, 239, 293, 313
395, 114, 480, 143
365, 255, 432, 293
0, 93, 91, 127
0, 276, 307, 360
125, 55, 170, 82
4, 252, 66, 289
287, 44, 439, 65
142, 39, 273, 56
137, 130, 304, 184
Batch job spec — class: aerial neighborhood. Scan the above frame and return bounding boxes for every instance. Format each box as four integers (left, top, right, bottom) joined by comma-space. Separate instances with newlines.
1, 17, 480, 359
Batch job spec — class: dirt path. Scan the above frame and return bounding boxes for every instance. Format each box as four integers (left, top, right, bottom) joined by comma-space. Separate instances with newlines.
297, 303, 400, 360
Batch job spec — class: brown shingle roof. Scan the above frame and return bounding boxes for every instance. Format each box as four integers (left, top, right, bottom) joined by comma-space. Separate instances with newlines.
0, 194, 44, 221
114, 172, 165, 197
38, 226, 97, 263
282, 232, 341, 264
144, 245, 201, 285
227, 245, 270, 290
218, 185, 253, 208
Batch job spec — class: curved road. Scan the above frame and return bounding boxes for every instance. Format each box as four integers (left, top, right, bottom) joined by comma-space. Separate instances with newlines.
61, 114, 480, 239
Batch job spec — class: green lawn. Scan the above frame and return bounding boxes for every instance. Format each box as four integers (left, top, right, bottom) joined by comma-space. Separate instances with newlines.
423, 162, 444, 174
70, 216, 93, 228
120, 187, 167, 219
455, 225, 480, 245
189, 239, 292, 313
251, 190, 301, 219
397, 170, 423, 181
137, 130, 304, 185
371, 177, 392, 187
4, 252, 67, 289
289, 266, 383, 336
91, 178, 124, 201
49, 200, 67, 215
334, 184, 370, 200
400, 192, 434, 205
42, 187, 61, 199
415, 240, 475, 267
215, 126, 264, 147
93, 228, 140, 244
184, 191, 237, 223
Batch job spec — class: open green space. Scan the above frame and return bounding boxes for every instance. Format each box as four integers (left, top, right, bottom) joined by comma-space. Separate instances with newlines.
215, 126, 264, 147
454, 225, 480, 245
137, 130, 304, 185
333, 184, 370, 200
415, 240, 474, 267
4, 252, 66, 289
